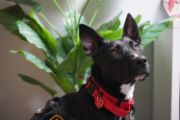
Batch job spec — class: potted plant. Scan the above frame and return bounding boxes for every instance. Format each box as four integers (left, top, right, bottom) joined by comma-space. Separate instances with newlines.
0, 0, 172, 96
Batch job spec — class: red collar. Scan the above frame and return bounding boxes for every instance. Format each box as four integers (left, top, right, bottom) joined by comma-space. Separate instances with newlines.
85, 76, 134, 117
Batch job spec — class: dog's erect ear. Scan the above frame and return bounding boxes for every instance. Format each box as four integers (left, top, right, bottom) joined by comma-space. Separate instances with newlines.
79, 24, 103, 55
123, 13, 141, 44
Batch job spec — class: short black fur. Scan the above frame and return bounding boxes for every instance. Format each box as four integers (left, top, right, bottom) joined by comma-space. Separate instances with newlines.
31, 14, 150, 120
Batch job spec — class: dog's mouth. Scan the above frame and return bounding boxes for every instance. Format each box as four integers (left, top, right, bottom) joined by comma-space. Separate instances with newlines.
135, 71, 149, 81
134, 61, 150, 81
135, 74, 146, 81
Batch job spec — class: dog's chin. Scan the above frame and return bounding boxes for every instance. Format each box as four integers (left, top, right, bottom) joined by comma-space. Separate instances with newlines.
135, 72, 149, 81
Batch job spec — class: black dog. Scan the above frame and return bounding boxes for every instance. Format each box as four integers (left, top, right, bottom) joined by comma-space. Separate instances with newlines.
31, 14, 150, 120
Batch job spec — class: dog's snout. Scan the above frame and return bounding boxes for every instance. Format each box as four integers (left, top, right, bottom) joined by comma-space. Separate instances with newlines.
135, 57, 147, 65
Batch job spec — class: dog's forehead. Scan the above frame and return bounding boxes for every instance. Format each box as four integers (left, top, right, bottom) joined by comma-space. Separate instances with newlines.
109, 37, 132, 46
122, 36, 133, 41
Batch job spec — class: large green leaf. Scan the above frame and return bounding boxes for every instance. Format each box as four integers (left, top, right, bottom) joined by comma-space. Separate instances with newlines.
97, 11, 122, 31
135, 15, 142, 24
57, 35, 74, 57
0, 5, 59, 59
16, 19, 60, 61
16, 21, 49, 53
141, 18, 172, 48
7, 0, 42, 12
53, 74, 76, 93
96, 11, 123, 41
45, 57, 76, 94
29, 10, 44, 26
98, 29, 123, 41
19, 74, 56, 96
26, 16, 59, 57
139, 21, 150, 35
58, 44, 92, 88
0, 5, 26, 40
64, 11, 86, 45
10, 50, 52, 73
45, 58, 58, 74
74, 52, 92, 85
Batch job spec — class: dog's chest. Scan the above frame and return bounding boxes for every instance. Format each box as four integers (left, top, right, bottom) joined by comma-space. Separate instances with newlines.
120, 84, 135, 100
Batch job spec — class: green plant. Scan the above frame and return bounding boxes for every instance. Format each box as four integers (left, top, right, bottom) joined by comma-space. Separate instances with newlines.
0, 0, 172, 96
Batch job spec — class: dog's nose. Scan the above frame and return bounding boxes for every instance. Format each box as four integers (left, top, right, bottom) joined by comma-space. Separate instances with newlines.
135, 57, 147, 65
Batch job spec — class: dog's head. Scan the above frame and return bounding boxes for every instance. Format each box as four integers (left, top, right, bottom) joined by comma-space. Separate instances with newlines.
79, 14, 150, 86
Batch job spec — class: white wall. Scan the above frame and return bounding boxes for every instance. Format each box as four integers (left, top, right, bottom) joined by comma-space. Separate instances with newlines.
0, 0, 169, 120
153, 28, 172, 120
171, 19, 180, 120
153, 19, 180, 120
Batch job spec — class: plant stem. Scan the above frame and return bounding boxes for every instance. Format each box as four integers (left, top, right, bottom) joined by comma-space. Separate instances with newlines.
65, 0, 70, 11
52, 0, 65, 17
75, 0, 78, 42
75, 0, 78, 14
39, 12, 62, 37
77, 0, 90, 26
88, 0, 102, 26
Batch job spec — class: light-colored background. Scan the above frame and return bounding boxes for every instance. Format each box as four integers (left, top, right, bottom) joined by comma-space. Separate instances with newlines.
0, 0, 171, 120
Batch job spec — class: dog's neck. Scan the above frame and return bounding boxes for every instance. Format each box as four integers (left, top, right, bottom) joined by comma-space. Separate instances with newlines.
91, 65, 135, 101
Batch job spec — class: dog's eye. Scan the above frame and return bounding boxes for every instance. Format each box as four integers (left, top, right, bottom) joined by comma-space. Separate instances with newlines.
110, 47, 118, 53
133, 44, 140, 50
130, 42, 140, 51
109, 45, 121, 54
133, 44, 139, 50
